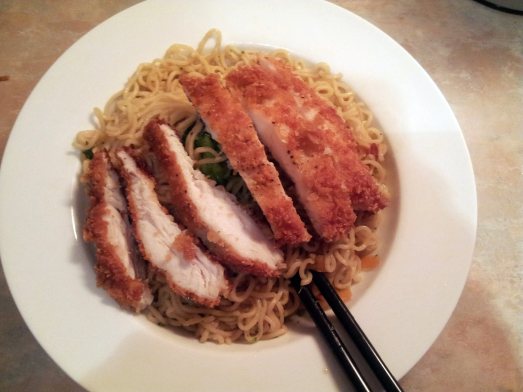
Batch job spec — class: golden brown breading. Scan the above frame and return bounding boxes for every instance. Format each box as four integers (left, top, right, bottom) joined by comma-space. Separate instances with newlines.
144, 119, 282, 277
180, 73, 311, 246
83, 151, 152, 312
115, 148, 228, 308
172, 231, 198, 261
226, 64, 357, 241
258, 58, 389, 212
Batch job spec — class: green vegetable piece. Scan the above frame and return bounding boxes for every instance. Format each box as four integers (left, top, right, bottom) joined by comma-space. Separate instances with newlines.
83, 149, 94, 160
195, 132, 217, 149
200, 162, 230, 185
192, 131, 229, 184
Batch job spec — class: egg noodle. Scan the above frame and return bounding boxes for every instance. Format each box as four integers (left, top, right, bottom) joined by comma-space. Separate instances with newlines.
74, 29, 388, 343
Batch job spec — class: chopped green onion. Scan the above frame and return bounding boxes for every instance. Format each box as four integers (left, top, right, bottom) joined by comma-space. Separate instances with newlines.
83, 149, 94, 160
199, 162, 230, 185
194, 132, 229, 185
194, 132, 218, 150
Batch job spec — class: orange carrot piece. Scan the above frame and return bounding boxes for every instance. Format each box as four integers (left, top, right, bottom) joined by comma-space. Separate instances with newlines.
361, 255, 380, 271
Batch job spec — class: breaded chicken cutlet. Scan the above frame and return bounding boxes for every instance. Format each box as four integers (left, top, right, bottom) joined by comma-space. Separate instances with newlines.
83, 150, 152, 312
116, 149, 229, 307
180, 73, 311, 246
256, 58, 389, 212
226, 61, 357, 242
144, 120, 284, 278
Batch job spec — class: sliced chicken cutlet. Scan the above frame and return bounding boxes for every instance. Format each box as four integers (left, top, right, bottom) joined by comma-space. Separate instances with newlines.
179, 73, 311, 246
116, 149, 228, 307
250, 58, 389, 212
226, 62, 356, 242
144, 120, 284, 277
83, 150, 152, 312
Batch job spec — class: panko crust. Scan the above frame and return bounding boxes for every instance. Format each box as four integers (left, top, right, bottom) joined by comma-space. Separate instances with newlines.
180, 73, 310, 246
144, 120, 281, 277
226, 63, 357, 241
115, 149, 228, 308
258, 58, 389, 212
83, 151, 152, 312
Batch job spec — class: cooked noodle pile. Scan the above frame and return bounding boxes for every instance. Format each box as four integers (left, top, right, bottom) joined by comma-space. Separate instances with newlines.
74, 29, 388, 343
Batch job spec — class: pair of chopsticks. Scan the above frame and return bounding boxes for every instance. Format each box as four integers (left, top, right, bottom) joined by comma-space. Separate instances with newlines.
291, 271, 403, 392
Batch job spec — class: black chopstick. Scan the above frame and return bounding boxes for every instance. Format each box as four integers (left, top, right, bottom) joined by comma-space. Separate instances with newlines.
290, 274, 371, 392
312, 271, 404, 391
291, 272, 404, 392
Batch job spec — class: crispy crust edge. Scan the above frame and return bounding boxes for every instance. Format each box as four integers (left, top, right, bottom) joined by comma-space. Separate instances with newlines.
180, 73, 311, 246
115, 148, 229, 308
83, 151, 151, 312
226, 65, 357, 241
263, 58, 390, 212
144, 120, 282, 277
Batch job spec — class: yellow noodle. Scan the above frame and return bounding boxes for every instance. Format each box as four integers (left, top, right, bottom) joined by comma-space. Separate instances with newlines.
74, 29, 388, 344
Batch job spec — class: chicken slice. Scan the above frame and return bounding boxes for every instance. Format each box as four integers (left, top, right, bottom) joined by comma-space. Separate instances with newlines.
226, 62, 357, 241
144, 120, 283, 277
83, 150, 152, 312
179, 73, 311, 246
256, 58, 389, 212
116, 149, 228, 308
